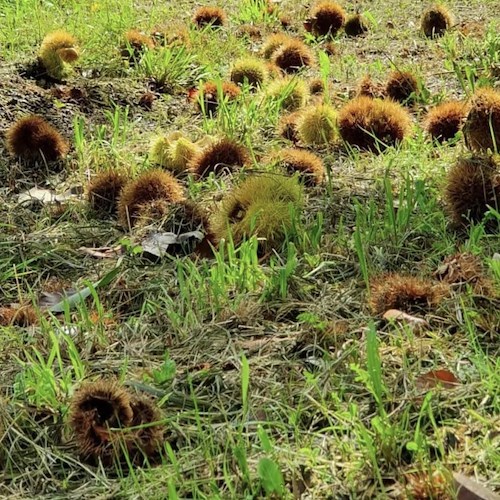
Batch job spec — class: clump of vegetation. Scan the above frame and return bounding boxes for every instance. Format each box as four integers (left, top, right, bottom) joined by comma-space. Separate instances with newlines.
421, 5, 452, 38
385, 71, 419, 104
369, 274, 445, 316
261, 33, 293, 59
296, 103, 337, 145
274, 148, 325, 185
87, 170, 128, 217
212, 175, 302, 248
230, 57, 268, 87
265, 77, 309, 111
150, 132, 201, 174
192, 81, 241, 115
356, 75, 386, 99
424, 101, 467, 142
272, 39, 315, 73
305, 1, 346, 37
6, 115, 69, 161
0, 305, 39, 327
337, 96, 411, 151
192, 6, 227, 28
39, 30, 79, 80
444, 155, 500, 227
344, 14, 369, 37
118, 169, 185, 228
463, 87, 500, 152
188, 137, 250, 178
278, 111, 301, 141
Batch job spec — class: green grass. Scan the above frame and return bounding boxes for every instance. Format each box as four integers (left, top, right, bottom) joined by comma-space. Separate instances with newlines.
0, 0, 499, 498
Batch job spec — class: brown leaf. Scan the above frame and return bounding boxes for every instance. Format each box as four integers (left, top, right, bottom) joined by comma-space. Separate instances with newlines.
416, 369, 461, 390
454, 472, 500, 500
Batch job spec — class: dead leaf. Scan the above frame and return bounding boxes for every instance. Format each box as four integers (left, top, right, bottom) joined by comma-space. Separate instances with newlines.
140, 230, 203, 258
17, 188, 75, 205
78, 245, 123, 259
383, 309, 429, 331
416, 369, 461, 390
454, 472, 500, 500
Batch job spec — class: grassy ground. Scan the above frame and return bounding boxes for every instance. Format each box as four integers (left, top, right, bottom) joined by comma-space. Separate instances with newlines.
0, 0, 499, 498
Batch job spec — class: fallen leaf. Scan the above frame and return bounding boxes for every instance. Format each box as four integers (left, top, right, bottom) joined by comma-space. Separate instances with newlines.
454, 472, 500, 500
140, 230, 203, 258
383, 309, 429, 331
17, 188, 74, 205
416, 369, 461, 390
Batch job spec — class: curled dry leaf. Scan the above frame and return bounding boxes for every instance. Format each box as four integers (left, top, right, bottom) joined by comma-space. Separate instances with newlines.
382, 309, 430, 331
416, 369, 460, 390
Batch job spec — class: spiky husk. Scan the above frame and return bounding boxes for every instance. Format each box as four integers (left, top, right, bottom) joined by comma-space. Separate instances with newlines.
39, 30, 78, 80
262, 33, 293, 59
338, 96, 411, 151
0, 306, 39, 327
266, 77, 309, 111
87, 170, 128, 216
369, 274, 445, 316
150, 133, 200, 173
385, 71, 419, 104
307, 1, 346, 37
463, 87, 500, 152
69, 380, 134, 465
126, 396, 164, 460
296, 103, 337, 145
421, 5, 452, 38
404, 471, 450, 500
193, 6, 227, 27
344, 14, 369, 37
275, 148, 325, 185
188, 137, 250, 178
435, 252, 493, 295
356, 75, 386, 99
230, 57, 268, 87
118, 169, 185, 228
272, 40, 315, 73
192, 81, 241, 115
212, 175, 303, 247
122, 30, 154, 61
444, 155, 499, 226
6, 115, 69, 161
424, 101, 467, 142
278, 111, 301, 142
309, 78, 325, 95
